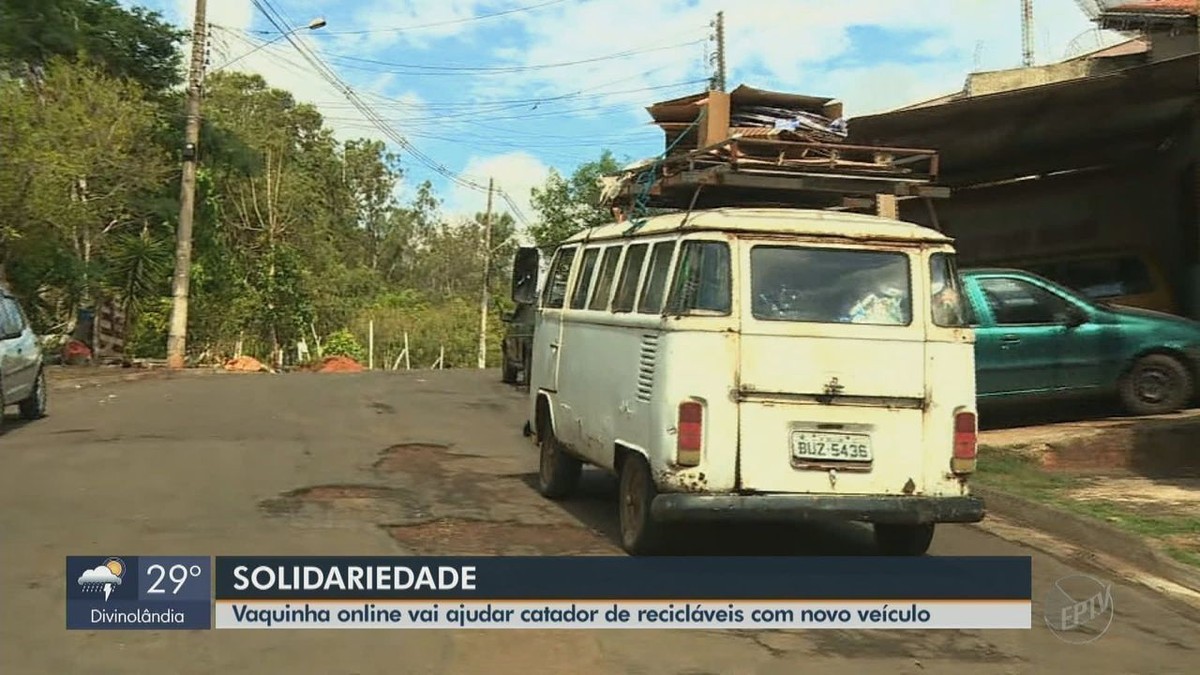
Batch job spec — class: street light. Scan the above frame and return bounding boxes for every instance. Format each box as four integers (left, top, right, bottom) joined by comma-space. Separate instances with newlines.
211, 17, 327, 73
164, 12, 328, 369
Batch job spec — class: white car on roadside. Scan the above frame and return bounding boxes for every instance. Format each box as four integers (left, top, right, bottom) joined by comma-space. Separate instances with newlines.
0, 287, 47, 428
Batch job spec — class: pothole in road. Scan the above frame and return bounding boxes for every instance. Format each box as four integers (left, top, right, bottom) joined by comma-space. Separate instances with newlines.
385, 517, 617, 555
372, 443, 484, 473
372, 442, 523, 479
258, 484, 421, 518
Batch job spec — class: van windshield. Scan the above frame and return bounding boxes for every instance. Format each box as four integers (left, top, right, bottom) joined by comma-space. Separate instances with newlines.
750, 246, 912, 326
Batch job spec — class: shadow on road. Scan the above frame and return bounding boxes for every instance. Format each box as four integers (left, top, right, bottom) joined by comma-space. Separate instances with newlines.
0, 413, 36, 437
517, 470, 883, 557
979, 398, 1140, 430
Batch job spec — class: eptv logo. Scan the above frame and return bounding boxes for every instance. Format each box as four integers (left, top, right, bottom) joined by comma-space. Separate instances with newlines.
1043, 574, 1114, 644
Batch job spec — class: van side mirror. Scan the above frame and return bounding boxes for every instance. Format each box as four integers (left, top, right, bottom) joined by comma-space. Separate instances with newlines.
512, 247, 539, 305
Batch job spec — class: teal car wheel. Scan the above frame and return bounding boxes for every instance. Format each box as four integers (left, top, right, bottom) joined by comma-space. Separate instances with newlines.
1119, 354, 1192, 416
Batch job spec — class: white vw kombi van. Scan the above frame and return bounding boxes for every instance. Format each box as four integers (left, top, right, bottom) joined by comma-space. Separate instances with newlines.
514, 207, 985, 555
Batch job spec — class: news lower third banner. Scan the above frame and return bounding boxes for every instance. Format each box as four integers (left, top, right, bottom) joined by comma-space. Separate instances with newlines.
67, 556, 1033, 630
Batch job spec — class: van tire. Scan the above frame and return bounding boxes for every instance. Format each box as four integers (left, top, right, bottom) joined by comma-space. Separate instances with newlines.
874, 523, 935, 556
537, 423, 581, 499
618, 454, 666, 555
1119, 354, 1192, 416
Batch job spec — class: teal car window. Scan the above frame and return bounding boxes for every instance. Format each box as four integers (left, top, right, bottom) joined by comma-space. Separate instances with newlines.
976, 277, 1072, 325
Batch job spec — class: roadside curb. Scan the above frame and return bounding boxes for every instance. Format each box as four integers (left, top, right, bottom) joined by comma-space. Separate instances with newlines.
972, 485, 1200, 594
47, 368, 219, 392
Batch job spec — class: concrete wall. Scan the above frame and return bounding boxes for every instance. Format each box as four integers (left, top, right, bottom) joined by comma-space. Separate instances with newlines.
1148, 30, 1198, 62
964, 54, 1145, 97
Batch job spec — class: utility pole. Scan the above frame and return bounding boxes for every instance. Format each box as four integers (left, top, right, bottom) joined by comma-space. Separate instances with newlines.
165, 0, 208, 369
1021, 0, 1035, 67
714, 11, 727, 92
477, 178, 495, 370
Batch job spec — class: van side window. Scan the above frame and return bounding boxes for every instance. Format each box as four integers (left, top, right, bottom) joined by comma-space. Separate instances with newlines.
666, 240, 731, 315
587, 246, 623, 311
611, 243, 649, 313
569, 247, 601, 310
637, 241, 677, 314
930, 252, 971, 327
541, 247, 577, 309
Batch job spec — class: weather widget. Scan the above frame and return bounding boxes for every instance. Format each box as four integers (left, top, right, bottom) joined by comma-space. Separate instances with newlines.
66, 556, 212, 630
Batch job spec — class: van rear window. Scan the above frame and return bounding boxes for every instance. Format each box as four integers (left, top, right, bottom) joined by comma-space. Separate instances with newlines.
750, 246, 912, 326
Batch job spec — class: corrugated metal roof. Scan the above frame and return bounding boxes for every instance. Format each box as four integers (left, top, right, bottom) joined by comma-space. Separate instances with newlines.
847, 52, 1200, 186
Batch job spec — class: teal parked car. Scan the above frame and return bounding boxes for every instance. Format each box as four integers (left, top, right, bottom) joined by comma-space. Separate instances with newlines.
960, 268, 1200, 416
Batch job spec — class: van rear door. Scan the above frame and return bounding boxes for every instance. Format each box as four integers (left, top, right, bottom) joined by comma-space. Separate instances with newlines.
736, 241, 929, 496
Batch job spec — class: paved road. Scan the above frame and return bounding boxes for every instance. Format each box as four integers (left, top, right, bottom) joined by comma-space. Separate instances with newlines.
1, 370, 1196, 674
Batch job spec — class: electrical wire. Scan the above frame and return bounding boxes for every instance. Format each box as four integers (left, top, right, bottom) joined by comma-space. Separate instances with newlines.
250, 0, 537, 225
294, 0, 572, 36
227, 4, 710, 225
213, 27, 705, 117
317, 38, 706, 75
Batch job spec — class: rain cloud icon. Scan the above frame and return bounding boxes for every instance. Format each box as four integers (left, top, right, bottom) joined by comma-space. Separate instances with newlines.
77, 557, 125, 602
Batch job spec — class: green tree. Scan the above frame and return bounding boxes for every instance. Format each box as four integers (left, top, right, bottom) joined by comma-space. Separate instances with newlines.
528, 149, 622, 253
1, 58, 171, 330
0, 0, 184, 92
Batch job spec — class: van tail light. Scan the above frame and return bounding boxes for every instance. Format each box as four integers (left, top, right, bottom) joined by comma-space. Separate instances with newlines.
677, 401, 703, 467
951, 409, 977, 475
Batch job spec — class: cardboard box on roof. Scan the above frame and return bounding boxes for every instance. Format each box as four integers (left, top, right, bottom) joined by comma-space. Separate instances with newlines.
645, 84, 846, 155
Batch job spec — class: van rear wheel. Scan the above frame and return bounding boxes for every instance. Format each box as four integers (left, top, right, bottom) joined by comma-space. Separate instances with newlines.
874, 523, 934, 556
537, 423, 581, 499
618, 454, 667, 555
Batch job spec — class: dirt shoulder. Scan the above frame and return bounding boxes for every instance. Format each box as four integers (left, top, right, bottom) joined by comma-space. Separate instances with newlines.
975, 410, 1200, 593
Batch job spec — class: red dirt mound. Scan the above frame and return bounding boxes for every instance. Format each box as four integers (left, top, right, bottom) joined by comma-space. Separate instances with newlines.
317, 355, 365, 373
224, 356, 268, 372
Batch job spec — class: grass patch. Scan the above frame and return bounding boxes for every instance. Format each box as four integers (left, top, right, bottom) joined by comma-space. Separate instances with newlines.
975, 444, 1200, 569
1166, 547, 1200, 568
974, 445, 1086, 499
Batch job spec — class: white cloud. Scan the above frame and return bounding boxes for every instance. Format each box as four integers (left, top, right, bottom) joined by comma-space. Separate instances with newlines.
463, 0, 1107, 114
446, 151, 551, 235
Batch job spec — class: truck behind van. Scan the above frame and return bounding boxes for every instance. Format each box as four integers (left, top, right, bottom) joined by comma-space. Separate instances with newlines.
513, 207, 985, 556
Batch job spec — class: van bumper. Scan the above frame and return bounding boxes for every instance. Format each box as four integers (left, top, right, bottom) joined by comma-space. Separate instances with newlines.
650, 493, 985, 525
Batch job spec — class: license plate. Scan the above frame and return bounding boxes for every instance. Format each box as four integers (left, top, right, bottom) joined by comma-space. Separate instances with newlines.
791, 431, 873, 462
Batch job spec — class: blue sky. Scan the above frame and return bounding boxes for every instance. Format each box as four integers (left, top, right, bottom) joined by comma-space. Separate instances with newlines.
124, 0, 1112, 223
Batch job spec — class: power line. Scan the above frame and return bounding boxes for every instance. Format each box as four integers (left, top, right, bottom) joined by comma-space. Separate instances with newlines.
213, 27, 705, 115
246, 0, 534, 226
316, 38, 707, 75
304, 0, 571, 36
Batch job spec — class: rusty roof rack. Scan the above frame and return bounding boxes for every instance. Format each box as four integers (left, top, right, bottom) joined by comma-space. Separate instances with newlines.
600, 136, 950, 215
